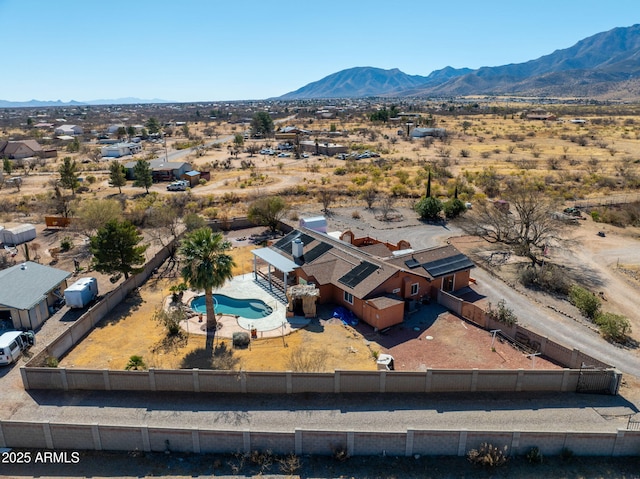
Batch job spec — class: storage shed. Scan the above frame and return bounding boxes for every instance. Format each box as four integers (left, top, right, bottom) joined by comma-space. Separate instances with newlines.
0, 262, 71, 329
299, 216, 327, 233
1, 224, 36, 246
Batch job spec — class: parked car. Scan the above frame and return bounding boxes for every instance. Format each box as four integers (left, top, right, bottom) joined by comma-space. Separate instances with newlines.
167, 180, 188, 191
0, 330, 35, 366
277, 152, 291, 158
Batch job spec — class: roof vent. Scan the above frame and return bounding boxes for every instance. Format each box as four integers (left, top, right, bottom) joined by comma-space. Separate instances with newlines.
21, 263, 27, 270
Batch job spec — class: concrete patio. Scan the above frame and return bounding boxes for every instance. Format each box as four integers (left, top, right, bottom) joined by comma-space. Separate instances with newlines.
179, 273, 311, 339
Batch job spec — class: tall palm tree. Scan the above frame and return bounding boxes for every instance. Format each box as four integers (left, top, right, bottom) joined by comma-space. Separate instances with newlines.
178, 227, 235, 351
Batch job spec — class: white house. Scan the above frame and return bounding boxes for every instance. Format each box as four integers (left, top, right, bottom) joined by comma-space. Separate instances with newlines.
54, 124, 84, 136
101, 142, 143, 158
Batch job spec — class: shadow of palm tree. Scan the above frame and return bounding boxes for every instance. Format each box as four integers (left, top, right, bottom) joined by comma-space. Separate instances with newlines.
180, 342, 239, 370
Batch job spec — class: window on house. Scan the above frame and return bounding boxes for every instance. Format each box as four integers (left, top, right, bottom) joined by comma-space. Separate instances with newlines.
344, 291, 353, 304
411, 283, 419, 296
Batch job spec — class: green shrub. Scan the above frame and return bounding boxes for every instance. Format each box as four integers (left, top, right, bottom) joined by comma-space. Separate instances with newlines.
526, 446, 543, 464
85, 175, 96, 185
154, 307, 185, 336
59, 236, 73, 252
518, 264, 570, 295
486, 299, 518, 326
415, 196, 443, 220
443, 198, 467, 218
595, 312, 631, 343
45, 356, 59, 368
568, 285, 601, 320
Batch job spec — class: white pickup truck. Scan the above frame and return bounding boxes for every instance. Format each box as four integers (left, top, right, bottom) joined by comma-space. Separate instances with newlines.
167, 180, 188, 191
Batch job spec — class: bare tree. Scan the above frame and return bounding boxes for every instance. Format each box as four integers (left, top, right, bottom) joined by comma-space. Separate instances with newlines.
318, 189, 337, 213
360, 186, 378, 209
464, 178, 564, 266
379, 195, 396, 221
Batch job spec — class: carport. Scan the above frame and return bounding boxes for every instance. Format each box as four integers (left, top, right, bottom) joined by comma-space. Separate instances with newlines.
251, 247, 299, 296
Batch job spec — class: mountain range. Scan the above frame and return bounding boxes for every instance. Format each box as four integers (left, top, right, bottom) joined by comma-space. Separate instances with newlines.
279, 24, 640, 100
0, 98, 169, 108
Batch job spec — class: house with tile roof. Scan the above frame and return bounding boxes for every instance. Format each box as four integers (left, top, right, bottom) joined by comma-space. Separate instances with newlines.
0, 262, 72, 330
253, 227, 474, 330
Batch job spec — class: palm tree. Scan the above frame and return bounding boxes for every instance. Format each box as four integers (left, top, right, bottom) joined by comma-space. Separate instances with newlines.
178, 227, 235, 351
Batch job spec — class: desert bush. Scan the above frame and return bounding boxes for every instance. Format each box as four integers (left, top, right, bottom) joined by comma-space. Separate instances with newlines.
153, 307, 184, 336
568, 285, 601, 320
526, 446, 543, 464
59, 236, 73, 252
467, 443, 509, 468
232, 332, 250, 348
249, 449, 273, 473
443, 198, 466, 218
486, 299, 517, 326
45, 356, 59, 368
278, 453, 302, 474
595, 312, 631, 343
287, 346, 327, 372
332, 445, 350, 462
518, 264, 570, 295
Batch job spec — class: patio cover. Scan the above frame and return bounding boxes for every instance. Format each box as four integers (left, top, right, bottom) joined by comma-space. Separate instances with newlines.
252, 247, 299, 273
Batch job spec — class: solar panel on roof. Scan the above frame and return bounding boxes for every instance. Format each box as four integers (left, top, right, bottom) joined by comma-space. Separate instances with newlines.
404, 258, 420, 269
274, 231, 299, 251
422, 254, 474, 277
273, 232, 315, 254
338, 261, 379, 288
303, 242, 333, 262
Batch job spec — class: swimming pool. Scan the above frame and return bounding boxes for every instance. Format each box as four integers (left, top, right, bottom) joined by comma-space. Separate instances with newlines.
191, 294, 273, 319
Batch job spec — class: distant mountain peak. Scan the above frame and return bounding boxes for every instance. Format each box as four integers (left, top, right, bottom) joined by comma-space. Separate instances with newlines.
278, 24, 640, 101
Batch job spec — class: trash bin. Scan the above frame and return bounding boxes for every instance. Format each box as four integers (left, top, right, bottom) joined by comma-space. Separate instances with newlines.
376, 354, 395, 371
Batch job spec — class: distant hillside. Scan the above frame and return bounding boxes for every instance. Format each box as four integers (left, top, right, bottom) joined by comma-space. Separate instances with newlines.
0, 98, 170, 108
279, 24, 640, 100
278, 67, 433, 99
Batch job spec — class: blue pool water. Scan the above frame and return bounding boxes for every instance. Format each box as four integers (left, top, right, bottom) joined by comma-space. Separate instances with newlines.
191, 294, 272, 319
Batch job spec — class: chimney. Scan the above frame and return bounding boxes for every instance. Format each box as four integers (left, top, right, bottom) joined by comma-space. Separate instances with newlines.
292, 238, 303, 259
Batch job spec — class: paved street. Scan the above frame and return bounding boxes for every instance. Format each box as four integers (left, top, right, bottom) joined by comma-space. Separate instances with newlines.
5, 387, 638, 433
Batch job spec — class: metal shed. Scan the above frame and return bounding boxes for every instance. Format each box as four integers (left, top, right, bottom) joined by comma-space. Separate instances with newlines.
1, 224, 36, 246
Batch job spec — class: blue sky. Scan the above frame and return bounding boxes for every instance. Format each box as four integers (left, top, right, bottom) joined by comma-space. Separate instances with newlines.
1, 0, 638, 102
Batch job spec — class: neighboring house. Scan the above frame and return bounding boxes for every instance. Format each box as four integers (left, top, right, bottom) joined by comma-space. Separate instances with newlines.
274, 126, 310, 141
54, 124, 83, 136
123, 159, 192, 181
0, 262, 71, 330
252, 227, 474, 330
101, 142, 142, 158
299, 140, 348, 156
525, 109, 557, 121
0, 140, 44, 159
106, 124, 126, 135
410, 127, 447, 138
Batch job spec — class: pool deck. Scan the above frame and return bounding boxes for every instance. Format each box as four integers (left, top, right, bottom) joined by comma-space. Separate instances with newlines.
179, 273, 311, 339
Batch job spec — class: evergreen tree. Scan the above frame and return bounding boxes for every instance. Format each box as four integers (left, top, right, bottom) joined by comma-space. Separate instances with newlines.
58, 156, 80, 194
90, 219, 148, 279
109, 160, 127, 193
133, 159, 153, 193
